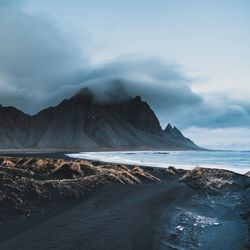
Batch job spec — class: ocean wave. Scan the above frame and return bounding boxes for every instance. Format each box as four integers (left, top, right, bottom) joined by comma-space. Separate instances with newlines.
66, 151, 250, 174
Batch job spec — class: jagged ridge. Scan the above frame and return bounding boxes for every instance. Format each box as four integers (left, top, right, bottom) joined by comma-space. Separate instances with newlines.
0, 89, 200, 150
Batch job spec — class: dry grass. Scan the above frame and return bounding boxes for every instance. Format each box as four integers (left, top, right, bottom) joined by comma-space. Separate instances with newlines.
180, 167, 250, 192
0, 156, 160, 223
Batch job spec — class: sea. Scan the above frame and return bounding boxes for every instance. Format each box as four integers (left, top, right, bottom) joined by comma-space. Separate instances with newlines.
66, 150, 250, 174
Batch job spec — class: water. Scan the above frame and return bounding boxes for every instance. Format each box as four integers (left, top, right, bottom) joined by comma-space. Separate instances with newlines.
159, 191, 247, 250
66, 150, 250, 174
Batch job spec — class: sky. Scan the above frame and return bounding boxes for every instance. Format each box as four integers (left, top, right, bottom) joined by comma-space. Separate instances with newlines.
0, 0, 249, 149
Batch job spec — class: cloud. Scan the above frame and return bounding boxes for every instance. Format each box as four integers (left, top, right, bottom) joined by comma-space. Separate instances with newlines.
175, 95, 250, 129
0, 0, 249, 136
183, 126, 250, 150
0, 1, 202, 118
0, 0, 21, 7
33, 57, 204, 122
0, 1, 86, 112
75, 58, 202, 108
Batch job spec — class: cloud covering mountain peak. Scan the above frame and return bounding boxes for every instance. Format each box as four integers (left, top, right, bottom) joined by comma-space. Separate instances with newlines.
0, 0, 250, 150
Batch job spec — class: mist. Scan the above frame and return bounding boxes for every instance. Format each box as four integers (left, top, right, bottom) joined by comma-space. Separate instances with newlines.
0, 0, 250, 134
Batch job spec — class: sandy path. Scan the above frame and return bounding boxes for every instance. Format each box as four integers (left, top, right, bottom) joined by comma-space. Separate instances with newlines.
0, 182, 190, 250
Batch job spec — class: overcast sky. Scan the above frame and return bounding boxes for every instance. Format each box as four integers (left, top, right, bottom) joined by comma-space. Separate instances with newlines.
0, 0, 249, 149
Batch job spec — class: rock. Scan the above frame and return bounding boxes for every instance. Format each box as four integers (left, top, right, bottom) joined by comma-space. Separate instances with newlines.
0, 106, 31, 148
163, 123, 200, 150
118, 95, 163, 135
0, 88, 200, 150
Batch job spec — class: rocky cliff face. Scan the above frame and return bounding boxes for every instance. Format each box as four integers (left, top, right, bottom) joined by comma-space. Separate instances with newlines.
0, 89, 200, 150
163, 123, 199, 149
0, 106, 31, 148
116, 96, 163, 136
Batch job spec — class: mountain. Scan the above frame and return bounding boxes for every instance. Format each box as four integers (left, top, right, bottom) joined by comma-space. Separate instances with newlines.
0, 90, 201, 150
0, 105, 31, 148
163, 123, 198, 149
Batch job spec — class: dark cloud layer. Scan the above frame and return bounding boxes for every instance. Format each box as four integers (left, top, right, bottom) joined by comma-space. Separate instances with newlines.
75, 59, 202, 107
0, 1, 249, 131
0, 1, 85, 111
0, 2, 202, 116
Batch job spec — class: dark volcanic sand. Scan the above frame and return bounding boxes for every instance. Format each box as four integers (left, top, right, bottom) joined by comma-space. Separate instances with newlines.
0, 183, 191, 250
0, 155, 249, 249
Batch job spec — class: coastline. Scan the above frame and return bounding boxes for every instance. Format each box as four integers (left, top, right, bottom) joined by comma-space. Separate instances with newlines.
0, 154, 249, 249
1, 149, 250, 175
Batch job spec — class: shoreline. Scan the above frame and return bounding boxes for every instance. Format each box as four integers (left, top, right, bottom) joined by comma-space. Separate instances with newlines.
0, 154, 249, 249
1, 149, 250, 175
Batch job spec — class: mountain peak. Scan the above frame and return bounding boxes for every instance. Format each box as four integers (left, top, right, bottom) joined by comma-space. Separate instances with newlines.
132, 96, 142, 102
70, 88, 94, 104
164, 124, 183, 137
165, 123, 173, 133
71, 88, 93, 99
163, 123, 199, 149
119, 95, 163, 136
0, 88, 200, 150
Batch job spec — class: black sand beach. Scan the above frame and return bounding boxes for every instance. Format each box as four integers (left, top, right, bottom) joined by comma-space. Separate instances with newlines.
0, 154, 249, 249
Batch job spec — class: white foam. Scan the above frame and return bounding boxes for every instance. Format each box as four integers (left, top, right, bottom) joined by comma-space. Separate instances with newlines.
66, 151, 250, 174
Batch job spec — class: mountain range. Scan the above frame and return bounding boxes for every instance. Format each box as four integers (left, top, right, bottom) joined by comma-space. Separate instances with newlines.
0, 89, 200, 150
